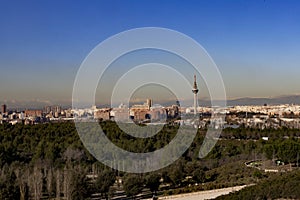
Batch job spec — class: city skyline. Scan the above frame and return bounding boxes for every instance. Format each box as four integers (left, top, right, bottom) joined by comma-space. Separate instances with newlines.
1, 1, 300, 106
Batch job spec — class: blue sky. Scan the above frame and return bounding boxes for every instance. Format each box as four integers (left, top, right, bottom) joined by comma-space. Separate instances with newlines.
1, 0, 300, 106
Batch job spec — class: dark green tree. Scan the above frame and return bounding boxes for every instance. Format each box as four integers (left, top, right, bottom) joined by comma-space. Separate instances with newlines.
168, 160, 185, 186
192, 168, 205, 183
0, 170, 20, 199
278, 139, 300, 164
145, 173, 161, 195
123, 174, 144, 199
95, 169, 116, 200
69, 169, 91, 200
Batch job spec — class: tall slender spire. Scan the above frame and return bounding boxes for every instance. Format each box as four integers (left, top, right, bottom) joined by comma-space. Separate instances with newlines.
192, 75, 199, 115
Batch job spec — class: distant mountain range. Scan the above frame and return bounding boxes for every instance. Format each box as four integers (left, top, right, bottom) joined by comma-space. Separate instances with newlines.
190, 95, 300, 107
2, 95, 300, 110
0, 100, 71, 111
226, 95, 300, 106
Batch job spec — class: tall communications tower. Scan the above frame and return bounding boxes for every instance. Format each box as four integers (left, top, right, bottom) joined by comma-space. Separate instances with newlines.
192, 75, 199, 115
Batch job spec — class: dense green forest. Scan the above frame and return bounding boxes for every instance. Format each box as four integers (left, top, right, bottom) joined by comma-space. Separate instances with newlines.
0, 121, 300, 199
216, 169, 300, 200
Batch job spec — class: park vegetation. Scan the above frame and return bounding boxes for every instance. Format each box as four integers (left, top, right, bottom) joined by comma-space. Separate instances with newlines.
0, 121, 299, 199
216, 169, 300, 199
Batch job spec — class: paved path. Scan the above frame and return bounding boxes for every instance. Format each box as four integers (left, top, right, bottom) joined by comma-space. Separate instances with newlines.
155, 185, 249, 200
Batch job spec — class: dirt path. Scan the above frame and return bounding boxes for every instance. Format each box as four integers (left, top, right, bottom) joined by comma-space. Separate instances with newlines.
154, 185, 249, 200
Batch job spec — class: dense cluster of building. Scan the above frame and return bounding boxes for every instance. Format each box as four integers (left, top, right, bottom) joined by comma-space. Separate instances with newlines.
225, 104, 300, 129
0, 104, 73, 125
1, 76, 300, 128
0, 99, 300, 129
74, 99, 180, 123
1, 101, 300, 130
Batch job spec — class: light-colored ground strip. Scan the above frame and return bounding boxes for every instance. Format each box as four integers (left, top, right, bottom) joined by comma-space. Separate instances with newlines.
152, 185, 250, 200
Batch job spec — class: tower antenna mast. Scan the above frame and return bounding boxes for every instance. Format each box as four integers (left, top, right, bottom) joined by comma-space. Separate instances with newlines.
192, 75, 199, 115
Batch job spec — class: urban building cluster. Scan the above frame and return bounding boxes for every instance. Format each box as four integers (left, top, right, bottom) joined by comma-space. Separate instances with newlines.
225, 104, 300, 129
1, 102, 300, 130
1, 76, 300, 129
0, 104, 73, 125
73, 99, 180, 123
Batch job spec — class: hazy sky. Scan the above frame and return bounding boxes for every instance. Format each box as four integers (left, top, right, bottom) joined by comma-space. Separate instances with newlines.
1, 0, 300, 106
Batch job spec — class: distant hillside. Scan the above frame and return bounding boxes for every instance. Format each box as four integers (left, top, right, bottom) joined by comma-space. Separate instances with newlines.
227, 95, 300, 106
199, 95, 300, 106
2, 95, 300, 110
0, 100, 70, 110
